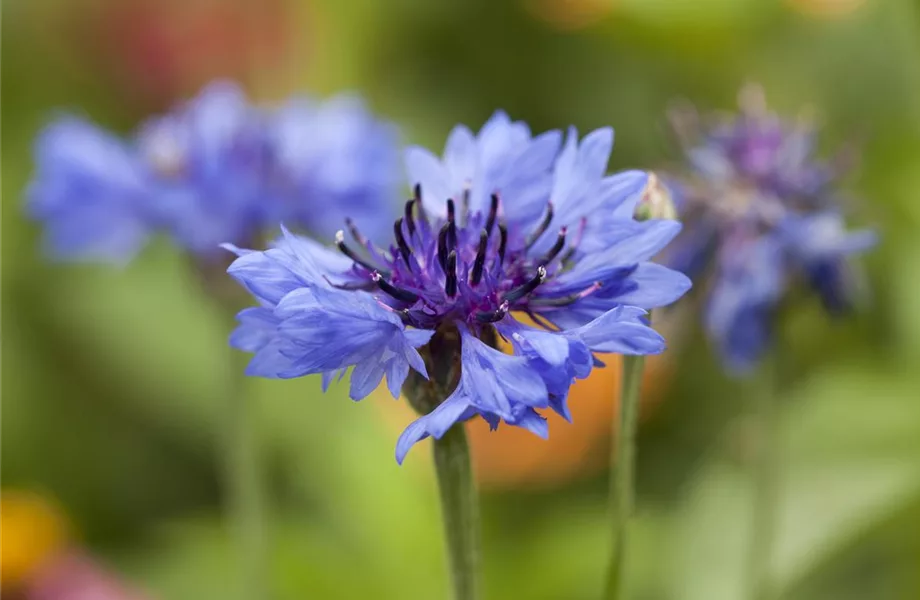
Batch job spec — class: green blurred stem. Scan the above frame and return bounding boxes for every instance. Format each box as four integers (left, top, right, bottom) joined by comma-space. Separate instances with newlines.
433, 424, 481, 600
604, 354, 645, 600
227, 339, 268, 600
194, 259, 268, 600
745, 365, 781, 600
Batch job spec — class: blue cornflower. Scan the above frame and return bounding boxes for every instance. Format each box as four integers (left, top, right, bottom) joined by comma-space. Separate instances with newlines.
666, 85, 876, 373
136, 82, 273, 258
27, 117, 154, 263
269, 95, 401, 245
27, 81, 399, 263
226, 111, 691, 463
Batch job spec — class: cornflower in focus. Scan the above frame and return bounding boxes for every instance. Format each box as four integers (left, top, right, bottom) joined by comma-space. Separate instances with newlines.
666, 85, 876, 373
27, 81, 399, 264
226, 111, 692, 462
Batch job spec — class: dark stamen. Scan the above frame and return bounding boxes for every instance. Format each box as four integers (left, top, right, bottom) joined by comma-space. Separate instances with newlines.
445, 199, 458, 249
485, 193, 499, 234
404, 200, 417, 237
397, 309, 412, 325
537, 227, 567, 267
470, 229, 489, 285
460, 188, 471, 225
444, 251, 458, 297
372, 271, 419, 303
324, 276, 374, 291
503, 266, 547, 303
497, 224, 508, 267
529, 281, 603, 307
336, 230, 388, 276
560, 217, 587, 264
437, 223, 451, 271
525, 203, 554, 249
525, 309, 559, 331
411, 183, 429, 226
476, 301, 509, 323
345, 218, 367, 246
393, 218, 413, 268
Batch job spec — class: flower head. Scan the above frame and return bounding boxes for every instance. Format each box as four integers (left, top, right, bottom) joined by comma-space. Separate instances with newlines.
666, 85, 876, 373
137, 82, 272, 257
27, 81, 399, 263
227, 111, 691, 462
27, 118, 153, 263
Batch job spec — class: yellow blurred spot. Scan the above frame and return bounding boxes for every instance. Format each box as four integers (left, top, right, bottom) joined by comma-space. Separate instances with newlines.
786, 0, 868, 19
1, 491, 70, 589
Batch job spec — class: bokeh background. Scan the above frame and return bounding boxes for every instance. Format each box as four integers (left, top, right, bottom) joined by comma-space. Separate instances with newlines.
3, 0, 920, 598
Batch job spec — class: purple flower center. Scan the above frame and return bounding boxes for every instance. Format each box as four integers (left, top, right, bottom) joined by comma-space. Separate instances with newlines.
333, 184, 595, 330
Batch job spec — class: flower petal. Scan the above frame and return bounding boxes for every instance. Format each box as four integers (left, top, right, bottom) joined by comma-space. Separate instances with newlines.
395, 390, 475, 464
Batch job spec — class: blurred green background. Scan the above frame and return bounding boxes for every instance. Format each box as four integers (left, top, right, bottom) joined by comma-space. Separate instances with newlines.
3, 0, 920, 598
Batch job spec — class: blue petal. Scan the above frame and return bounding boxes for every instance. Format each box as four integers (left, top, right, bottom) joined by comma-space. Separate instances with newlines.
500, 130, 561, 228
544, 220, 682, 302
395, 390, 475, 464
778, 212, 877, 260
270, 94, 400, 243
234, 285, 432, 398
494, 319, 592, 417
185, 81, 252, 177
574, 306, 667, 355
605, 170, 651, 221
230, 307, 279, 352
443, 125, 478, 185
350, 358, 386, 401
705, 236, 786, 373
507, 407, 549, 438
226, 227, 355, 306
459, 326, 548, 417
504, 324, 571, 366
582, 219, 683, 267
550, 127, 614, 216
321, 369, 347, 391
227, 251, 300, 305
27, 117, 151, 263
405, 146, 451, 217
606, 262, 693, 309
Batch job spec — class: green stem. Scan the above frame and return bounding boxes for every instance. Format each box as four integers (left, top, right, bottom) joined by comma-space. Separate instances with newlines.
604, 354, 646, 600
227, 345, 268, 600
745, 365, 781, 600
433, 424, 481, 600
193, 258, 268, 600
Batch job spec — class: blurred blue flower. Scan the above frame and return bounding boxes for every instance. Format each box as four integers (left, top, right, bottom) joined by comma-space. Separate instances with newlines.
667, 85, 876, 373
27, 118, 154, 264
269, 95, 401, 245
226, 111, 691, 462
28, 81, 400, 262
136, 82, 273, 258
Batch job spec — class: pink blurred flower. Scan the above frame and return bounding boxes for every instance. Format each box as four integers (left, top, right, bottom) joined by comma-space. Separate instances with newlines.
25, 551, 151, 600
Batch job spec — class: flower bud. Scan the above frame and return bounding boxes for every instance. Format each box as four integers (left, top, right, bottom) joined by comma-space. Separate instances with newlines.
635, 172, 678, 221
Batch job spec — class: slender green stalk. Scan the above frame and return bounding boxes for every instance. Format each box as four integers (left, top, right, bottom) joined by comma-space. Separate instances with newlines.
604, 354, 646, 600
193, 258, 268, 600
226, 348, 268, 600
432, 424, 481, 600
745, 365, 782, 600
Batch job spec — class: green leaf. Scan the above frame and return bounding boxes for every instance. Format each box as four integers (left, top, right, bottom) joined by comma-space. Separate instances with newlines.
669, 365, 920, 599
